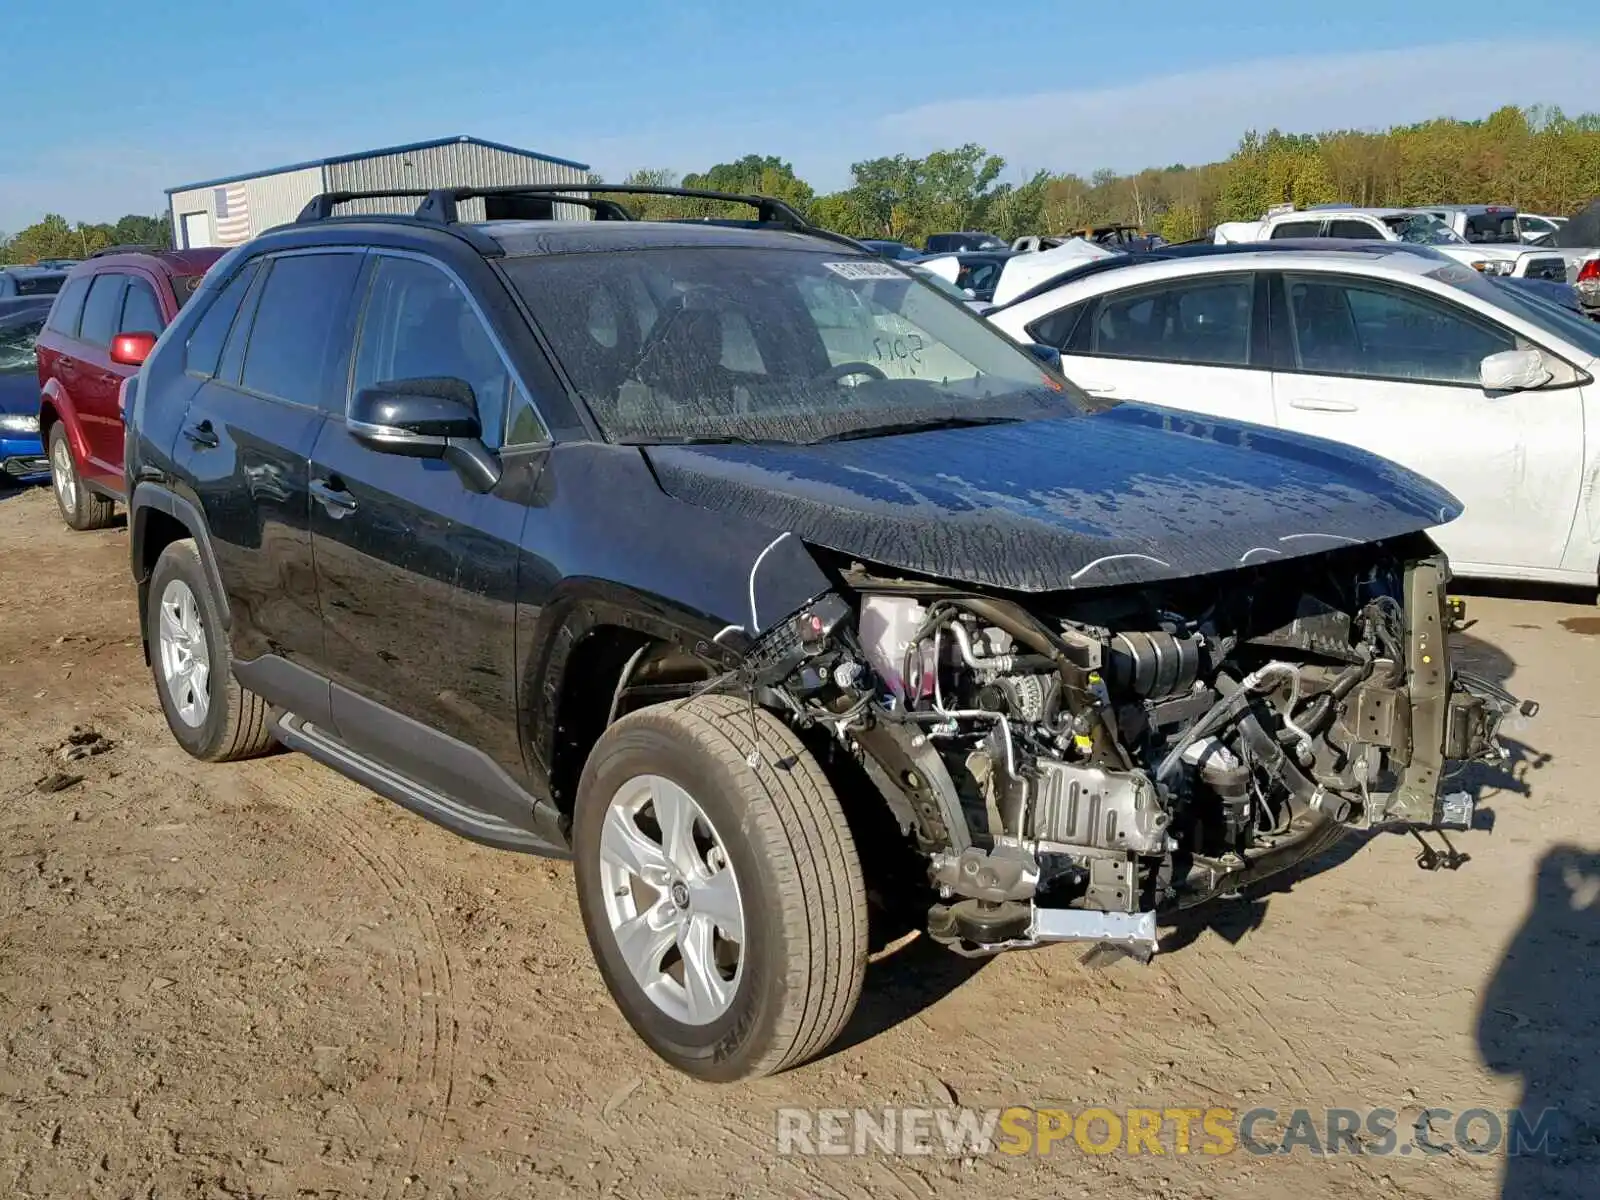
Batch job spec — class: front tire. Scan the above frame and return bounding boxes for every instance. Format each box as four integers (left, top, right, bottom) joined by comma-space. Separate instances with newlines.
48, 423, 115, 531
574, 694, 868, 1081
148, 540, 275, 762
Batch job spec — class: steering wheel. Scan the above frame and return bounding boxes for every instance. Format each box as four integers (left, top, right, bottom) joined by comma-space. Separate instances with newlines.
816, 361, 887, 386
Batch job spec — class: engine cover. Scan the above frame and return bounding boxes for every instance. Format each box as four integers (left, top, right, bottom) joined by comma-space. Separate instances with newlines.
1025, 760, 1171, 855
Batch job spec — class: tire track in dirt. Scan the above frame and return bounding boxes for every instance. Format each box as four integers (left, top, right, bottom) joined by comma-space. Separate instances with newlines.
266, 756, 466, 1198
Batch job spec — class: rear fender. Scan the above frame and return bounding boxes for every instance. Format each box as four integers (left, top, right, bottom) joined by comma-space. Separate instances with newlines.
38, 378, 90, 464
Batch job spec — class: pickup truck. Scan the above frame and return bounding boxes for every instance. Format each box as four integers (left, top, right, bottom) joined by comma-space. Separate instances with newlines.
1214, 206, 1571, 283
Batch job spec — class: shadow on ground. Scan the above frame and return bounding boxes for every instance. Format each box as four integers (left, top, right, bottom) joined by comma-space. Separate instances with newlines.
1478, 845, 1600, 1198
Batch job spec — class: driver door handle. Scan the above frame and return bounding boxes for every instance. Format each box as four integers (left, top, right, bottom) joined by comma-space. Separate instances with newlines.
310, 476, 358, 518
182, 419, 218, 448
1289, 397, 1358, 413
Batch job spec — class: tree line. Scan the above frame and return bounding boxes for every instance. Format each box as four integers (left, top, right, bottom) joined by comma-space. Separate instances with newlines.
4, 104, 1596, 263
610, 105, 1600, 246
0, 213, 173, 265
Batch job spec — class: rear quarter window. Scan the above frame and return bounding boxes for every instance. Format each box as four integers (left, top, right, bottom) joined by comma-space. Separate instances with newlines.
45, 276, 91, 337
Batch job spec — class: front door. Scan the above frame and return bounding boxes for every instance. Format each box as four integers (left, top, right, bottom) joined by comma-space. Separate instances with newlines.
70, 272, 128, 485
309, 252, 544, 790
1269, 271, 1583, 575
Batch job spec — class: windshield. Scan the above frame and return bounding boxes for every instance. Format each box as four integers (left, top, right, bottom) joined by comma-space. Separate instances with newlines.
1383, 214, 1463, 245
1430, 264, 1600, 360
0, 314, 44, 373
1465, 211, 1520, 244
505, 247, 1095, 445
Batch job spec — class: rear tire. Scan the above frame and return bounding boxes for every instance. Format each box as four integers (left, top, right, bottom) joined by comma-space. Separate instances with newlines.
148, 540, 275, 763
48, 423, 115, 531
573, 693, 868, 1081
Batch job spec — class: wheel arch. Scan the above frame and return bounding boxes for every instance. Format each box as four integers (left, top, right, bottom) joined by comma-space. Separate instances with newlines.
129, 483, 232, 661
527, 587, 741, 819
38, 380, 89, 464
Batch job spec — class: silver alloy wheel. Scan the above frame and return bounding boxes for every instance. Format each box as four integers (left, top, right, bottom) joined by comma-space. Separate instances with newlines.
51, 436, 75, 514
157, 578, 211, 729
598, 774, 746, 1025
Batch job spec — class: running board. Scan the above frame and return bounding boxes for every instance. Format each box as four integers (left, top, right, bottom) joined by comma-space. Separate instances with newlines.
274, 712, 570, 858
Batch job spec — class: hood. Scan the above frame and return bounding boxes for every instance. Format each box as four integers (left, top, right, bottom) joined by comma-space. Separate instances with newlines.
1438, 244, 1527, 263
0, 371, 39, 417
644, 405, 1460, 593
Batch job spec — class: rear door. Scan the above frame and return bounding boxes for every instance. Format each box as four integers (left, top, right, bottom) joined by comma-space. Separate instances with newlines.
308, 251, 545, 790
1029, 272, 1277, 425
1267, 270, 1583, 575
175, 250, 365, 681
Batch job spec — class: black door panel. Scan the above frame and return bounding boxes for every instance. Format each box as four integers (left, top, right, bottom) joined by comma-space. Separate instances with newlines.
310, 421, 537, 787
175, 386, 325, 665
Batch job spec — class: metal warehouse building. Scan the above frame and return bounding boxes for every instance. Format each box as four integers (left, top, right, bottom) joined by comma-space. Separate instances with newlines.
166, 134, 591, 249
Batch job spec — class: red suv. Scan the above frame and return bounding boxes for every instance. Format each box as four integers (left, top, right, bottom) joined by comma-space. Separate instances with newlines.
37, 246, 224, 528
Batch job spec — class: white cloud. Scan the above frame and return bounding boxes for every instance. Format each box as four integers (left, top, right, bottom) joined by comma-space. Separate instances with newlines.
873, 40, 1600, 178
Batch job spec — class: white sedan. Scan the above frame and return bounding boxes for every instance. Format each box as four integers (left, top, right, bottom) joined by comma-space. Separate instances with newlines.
986, 244, 1600, 587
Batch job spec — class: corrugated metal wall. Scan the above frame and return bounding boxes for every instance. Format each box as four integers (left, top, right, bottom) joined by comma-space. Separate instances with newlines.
326, 141, 588, 221
168, 165, 326, 247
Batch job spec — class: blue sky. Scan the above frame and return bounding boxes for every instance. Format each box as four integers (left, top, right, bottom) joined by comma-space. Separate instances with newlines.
1, 0, 1594, 233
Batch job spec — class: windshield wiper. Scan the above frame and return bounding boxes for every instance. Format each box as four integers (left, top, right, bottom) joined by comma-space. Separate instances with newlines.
807, 415, 1024, 445
615, 433, 795, 446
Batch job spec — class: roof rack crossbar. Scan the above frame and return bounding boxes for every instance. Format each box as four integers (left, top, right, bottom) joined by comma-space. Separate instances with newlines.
295, 190, 437, 223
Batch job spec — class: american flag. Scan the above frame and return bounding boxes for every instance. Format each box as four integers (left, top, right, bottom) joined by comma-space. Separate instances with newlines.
213, 183, 252, 245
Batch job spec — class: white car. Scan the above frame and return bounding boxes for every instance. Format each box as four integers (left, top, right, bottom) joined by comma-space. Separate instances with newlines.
987, 243, 1600, 586
1214, 206, 1571, 283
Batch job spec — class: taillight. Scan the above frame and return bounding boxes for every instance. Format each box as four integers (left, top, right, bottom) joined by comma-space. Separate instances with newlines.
1578, 259, 1600, 283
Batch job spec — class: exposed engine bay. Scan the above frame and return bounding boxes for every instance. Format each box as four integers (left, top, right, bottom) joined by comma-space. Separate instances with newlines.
743, 537, 1532, 959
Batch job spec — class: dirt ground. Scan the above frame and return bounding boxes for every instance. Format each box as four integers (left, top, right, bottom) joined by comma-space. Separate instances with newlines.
0, 481, 1595, 1200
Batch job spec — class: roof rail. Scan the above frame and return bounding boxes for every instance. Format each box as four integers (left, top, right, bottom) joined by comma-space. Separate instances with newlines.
88, 243, 163, 259
410, 183, 817, 230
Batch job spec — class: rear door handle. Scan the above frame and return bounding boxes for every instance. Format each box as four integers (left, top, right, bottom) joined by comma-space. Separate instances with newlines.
181, 419, 219, 448
310, 477, 358, 518
1288, 397, 1358, 413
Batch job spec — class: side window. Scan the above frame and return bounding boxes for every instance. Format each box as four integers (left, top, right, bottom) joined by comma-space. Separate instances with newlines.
239, 254, 364, 407
78, 275, 127, 347
1270, 220, 1323, 240
1283, 273, 1515, 385
1089, 276, 1253, 367
46, 276, 91, 336
1325, 219, 1384, 241
353, 256, 516, 445
1026, 300, 1090, 351
185, 261, 260, 379
119, 278, 165, 335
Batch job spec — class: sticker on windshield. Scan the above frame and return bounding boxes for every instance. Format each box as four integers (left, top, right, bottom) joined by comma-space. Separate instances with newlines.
823, 260, 908, 281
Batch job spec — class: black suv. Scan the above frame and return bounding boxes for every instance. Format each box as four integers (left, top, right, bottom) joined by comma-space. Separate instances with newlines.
126, 185, 1522, 1081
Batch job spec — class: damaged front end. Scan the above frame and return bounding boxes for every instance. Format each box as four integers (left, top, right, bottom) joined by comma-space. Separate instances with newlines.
740, 538, 1531, 960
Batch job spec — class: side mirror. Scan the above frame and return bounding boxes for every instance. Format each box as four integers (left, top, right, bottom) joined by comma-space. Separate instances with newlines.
1480, 349, 1552, 393
1024, 342, 1064, 372
110, 331, 157, 366
349, 377, 501, 492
